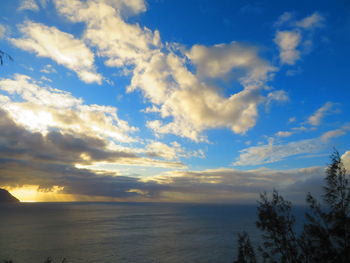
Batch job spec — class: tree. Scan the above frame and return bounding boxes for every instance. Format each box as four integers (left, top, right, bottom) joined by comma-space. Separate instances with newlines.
302, 150, 350, 262
234, 150, 350, 263
0, 50, 13, 65
234, 232, 256, 263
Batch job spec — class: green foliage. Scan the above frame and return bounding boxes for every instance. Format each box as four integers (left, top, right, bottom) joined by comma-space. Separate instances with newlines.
234, 150, 350, 263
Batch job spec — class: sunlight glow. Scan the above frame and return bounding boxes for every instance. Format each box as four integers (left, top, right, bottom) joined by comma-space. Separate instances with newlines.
5, 105, 55, 133
4, 185, 70, 202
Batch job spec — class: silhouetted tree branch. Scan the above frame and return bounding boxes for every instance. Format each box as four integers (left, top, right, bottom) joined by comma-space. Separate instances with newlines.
0, 50, 13, 65
233, 232, 256, 263
234, 150, 350, 263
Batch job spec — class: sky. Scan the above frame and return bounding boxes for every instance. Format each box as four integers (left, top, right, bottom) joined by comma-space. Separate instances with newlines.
0, 0, 350, 203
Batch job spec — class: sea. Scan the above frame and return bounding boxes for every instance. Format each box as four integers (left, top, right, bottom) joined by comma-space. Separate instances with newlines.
0, 202, 306, 263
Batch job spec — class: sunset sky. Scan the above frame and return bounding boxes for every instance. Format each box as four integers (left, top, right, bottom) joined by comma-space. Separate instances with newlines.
0, 0, 350, 202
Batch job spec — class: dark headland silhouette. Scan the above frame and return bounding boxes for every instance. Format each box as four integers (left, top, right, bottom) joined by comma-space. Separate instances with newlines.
0, 188, 20, 203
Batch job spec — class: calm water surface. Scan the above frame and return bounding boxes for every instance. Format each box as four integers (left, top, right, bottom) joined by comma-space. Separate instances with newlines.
0, 202, 265, 263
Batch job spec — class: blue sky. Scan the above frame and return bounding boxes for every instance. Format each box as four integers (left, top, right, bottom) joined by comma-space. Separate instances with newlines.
0, 0, 349, 202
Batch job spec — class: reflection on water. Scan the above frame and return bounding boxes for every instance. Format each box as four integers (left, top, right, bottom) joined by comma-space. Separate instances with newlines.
0, 202, 261, 263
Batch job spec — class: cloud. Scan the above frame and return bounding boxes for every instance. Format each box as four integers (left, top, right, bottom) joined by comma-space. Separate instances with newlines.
0, 149, 324, 202
274, 30, 301, 65
274, 12, 325, 65
0, 74, 188, 170
0, 158, 165, 201
288, 117, 297, 123
234, 138, 321, 166
286, 67, 302, 76
54, 0, 280, 141
307, 102, 336, 126
41, 64, 57, 74
0, 74, 137, 142
146, 141, 188, 160
11, 21, 102, 84
342, 151, 350, 171
295, 12, 324, 29
55, 0, 159, 67
320, 124, 350, 141
275, 131, 293, 137
186, 42, 275, 84
266, 90, 289, 108
0, 109, 332, 203
18, 0, 39, 11
55, 0, 147, 19
0, 106, 184, 179
144, 166, 325, 203
133, 48, 276, 141
145, 86, 264, 141
0, 25, 6, 39
145, 141, 205, 160
275, 12, 324, 30
234, 125, 350, 166
275, 12, 294, 27
3, 106, 320, 202
0, 109, 134, 165
0, 103, 328, 202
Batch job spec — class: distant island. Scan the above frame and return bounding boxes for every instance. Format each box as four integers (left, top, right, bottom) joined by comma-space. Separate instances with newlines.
0, 188, 20, 203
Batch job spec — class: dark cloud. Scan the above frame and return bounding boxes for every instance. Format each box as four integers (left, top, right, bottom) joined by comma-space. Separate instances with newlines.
146, 167, 325, 203
0, 109, 137, 164
0, 109, 172, 199
0, 109, 327, 202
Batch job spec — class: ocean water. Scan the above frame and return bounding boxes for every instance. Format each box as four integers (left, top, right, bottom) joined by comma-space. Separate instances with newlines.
0, 202, 272, 263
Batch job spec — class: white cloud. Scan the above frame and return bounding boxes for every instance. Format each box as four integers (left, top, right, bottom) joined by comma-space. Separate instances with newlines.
0, 25, 6, 39
145, 141, 205, 160
307, 102, 335, 126
40, 76, 52, 82
275, 12, 324, 30
0, 74, 136, 142
275, 131, 293, 137
320, 124, 350, 141
266, 90, 289, 108
18, 0, 39, 11
274, 12, 325, 65
295, 12, 324, 29
288, 117, 296, 123
341, 151, 350, 171
55, 0, 160, 67
187, 42, 275, 85
0, 74, 81, 108
145, 85, 264, 141
54, 0, 280, 141
145, 141, 184, 160
0, 74, 191, 171
234, 138, 321, 166
132, 47, 275, 141
234, 125, 350, 166
55, 0, 146, 19
41, 64, 57, 74
275, 12, 294, 27
11, 21, 102, 84
274, 30, 301, 65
